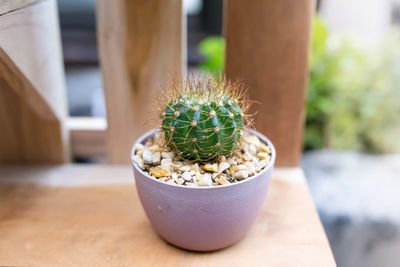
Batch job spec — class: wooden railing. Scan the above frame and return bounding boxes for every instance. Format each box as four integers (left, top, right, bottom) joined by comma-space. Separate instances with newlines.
0, 0, 314, 167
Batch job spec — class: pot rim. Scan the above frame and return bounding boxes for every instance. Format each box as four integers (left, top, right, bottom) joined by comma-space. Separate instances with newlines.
131, 128, 276, 190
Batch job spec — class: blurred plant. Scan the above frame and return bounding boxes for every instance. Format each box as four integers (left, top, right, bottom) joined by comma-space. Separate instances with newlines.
198, 36, 225, 78
305, 17, 366, 150
327, 31, 400, 153
198, 19, 400, 153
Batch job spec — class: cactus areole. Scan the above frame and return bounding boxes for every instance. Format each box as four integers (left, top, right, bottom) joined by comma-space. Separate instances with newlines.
159, 77, 247, 162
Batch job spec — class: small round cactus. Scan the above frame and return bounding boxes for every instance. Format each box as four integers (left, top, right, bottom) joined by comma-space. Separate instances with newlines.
159, 76, 248, 162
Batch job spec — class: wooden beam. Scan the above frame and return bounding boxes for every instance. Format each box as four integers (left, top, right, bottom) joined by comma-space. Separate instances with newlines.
0, 0, 69, 163
67, 117, 107, 158
225, 0, 315, 166
96, 0, 185, 164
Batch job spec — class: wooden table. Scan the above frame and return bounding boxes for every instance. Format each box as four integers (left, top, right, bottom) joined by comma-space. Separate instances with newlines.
0, 165, 336, 266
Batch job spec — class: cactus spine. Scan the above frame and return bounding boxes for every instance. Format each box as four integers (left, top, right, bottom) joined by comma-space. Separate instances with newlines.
159, 76, 247, 162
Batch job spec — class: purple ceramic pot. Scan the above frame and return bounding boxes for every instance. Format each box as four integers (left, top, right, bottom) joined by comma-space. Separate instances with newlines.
131, 129, 275, 251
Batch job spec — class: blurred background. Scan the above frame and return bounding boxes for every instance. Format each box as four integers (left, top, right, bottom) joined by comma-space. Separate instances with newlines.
58, 0, 400, 266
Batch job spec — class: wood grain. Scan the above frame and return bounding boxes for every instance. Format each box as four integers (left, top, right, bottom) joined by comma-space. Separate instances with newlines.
0, 166, 336, 266
225, 0, 315, 166
0, 0, 68, 163
96, 0, 185, 164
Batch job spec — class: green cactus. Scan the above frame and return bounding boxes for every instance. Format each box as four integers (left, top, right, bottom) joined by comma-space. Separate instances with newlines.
159, 76, 246, 162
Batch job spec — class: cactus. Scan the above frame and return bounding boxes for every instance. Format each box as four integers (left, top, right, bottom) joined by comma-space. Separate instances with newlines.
159, 76, 248, 162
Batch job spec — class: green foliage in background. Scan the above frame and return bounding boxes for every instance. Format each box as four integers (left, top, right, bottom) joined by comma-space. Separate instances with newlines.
198, 19, 400, 154
198, 36, 225, 78
305, 17, 366, 150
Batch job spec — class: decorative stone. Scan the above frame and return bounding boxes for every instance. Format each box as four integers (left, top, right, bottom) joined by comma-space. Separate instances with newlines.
234, 170, 249, 180
197, 173, 212, 186
193, 172, 202, 183
161, 152, 174, 159
135, 129, 272, 186
179, 166, 191, 173
216, 174, 230, 185
227, 157, 237, 165
135, 143, 144, 152
149, 145, 166, 153
248, 144, 257, 155
257, 152, 270, 160
245, 162, 256, 176
181, 171, 192, 181
133, 155, 144, 170
254, 160, 263, 172
149, 167, 171, 178
143, 149, 153, 164
161, 158, 172, 172
202, 163, 218, 173
171, 161, 183, 170
236, 164, 247, 171
260, 160, 269, 168
259, 143, 271, 153
190, 163, 200, 173
218, 162, 230, 173
243, 152, 253, 161
152, 152, 161, 165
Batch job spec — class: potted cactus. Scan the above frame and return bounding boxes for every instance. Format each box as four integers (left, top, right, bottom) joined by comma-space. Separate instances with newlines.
131, 76, 275, 251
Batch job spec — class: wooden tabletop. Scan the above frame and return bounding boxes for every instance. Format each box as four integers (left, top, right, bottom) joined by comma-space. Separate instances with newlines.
0, 165, 336, 266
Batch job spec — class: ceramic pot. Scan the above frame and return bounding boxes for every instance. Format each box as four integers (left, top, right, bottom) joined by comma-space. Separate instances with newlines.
131, 129, 276, 251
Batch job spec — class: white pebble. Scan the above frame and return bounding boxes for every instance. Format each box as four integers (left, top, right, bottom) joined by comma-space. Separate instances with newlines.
133, 155, 144, 170
245, 162, 256, 176
190, 163, 200, 172
143, 149, 153, 164
235, 170, 249, 180
237, 164, 247, 171
257, 152, 270, 160
218, 162, 230, 173
176, 178, 185, 185
248, 144, 257, 156
189, 170, 195, 175
181, 171, 192, 181
254, 160, 263, 172
171, 172, 178, 181
152, 152, 161, 165
161, 158, 172, 172
171, 161, 183, 170
260, 160, 269, 168
243, 134, 261, 147
179, 166, 191, 172
197, 173, 212, 186
135, 143, 144, 152
161, 152, 174, 159
193, 172, 202, 183
243, 152, 253, 161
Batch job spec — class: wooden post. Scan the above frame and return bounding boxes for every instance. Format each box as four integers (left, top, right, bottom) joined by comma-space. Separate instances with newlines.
0, 0, 69, 163
96, 0, 185, 164
225, 0, 315, 166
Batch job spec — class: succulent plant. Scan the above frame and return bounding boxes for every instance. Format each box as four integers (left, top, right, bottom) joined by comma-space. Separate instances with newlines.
159, 76, 248, 162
